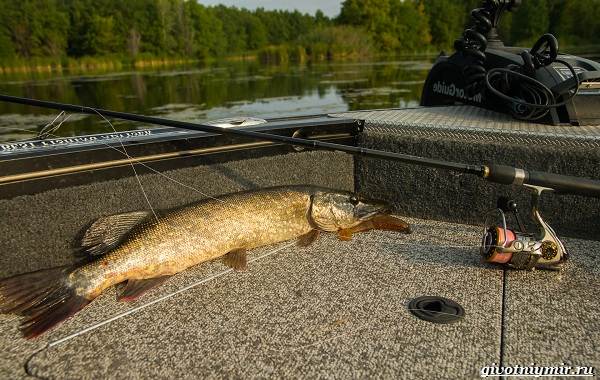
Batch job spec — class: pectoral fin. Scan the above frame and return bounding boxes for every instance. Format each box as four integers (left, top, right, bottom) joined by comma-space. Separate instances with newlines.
117, 276, 170, 302
337, 215, 411, 241
297, 230, 320, 247
223, 249, 247, 271
337, 229, 354, 241
371, 215, 411, 233
79, 211, 151, 257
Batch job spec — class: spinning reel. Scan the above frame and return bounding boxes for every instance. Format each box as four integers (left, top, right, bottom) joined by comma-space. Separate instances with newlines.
481, 186, 567, 270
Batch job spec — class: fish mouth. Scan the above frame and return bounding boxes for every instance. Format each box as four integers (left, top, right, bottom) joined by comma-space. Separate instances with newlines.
356, 202, 390, 221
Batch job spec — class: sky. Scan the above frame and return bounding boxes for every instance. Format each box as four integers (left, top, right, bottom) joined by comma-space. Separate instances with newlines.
197, 0, 343, 17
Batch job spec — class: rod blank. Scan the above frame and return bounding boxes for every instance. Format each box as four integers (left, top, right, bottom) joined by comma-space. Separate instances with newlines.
0, 94, 484, 176
2, 94, 600, 198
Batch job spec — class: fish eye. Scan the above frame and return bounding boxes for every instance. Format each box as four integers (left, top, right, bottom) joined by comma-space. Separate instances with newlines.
349, 195, 359, 205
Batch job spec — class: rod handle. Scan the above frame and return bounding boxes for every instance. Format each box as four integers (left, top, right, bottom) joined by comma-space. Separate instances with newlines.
486, 164, 600, 198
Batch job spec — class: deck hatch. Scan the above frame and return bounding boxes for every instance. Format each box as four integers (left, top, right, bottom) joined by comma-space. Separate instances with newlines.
408, 296, 465, 324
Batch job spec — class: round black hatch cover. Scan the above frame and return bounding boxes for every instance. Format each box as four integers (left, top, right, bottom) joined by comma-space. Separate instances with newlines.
408, 296, 465, 324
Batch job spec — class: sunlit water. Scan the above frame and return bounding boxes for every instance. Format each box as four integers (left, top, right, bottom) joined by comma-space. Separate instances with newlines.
0, 59, 433, 142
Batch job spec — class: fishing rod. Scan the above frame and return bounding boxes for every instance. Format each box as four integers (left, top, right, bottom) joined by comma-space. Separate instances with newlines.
1, 94, 598, 271
2, 94, 600, 198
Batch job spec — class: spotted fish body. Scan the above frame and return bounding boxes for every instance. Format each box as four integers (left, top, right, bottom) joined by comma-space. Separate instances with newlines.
0, 185, 410, 338
75, 186, 316, 298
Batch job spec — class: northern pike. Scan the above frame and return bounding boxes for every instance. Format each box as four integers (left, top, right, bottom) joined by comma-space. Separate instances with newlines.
0, 186, 410, 338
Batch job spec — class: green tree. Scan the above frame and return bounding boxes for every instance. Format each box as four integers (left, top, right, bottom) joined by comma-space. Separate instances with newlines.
244, 14, 268, 50
338, 0, 430, 53
423, 0, 465, 50
154, 0, 176, 54
86, 15, 118, 55
214, 6, 248, 53
547, 0, 567, 35
2, 0, 597, 65
0, 0, 16, 59
189, 3, 227, 58
557, 0, 600, 45
510, 0, 549, 45
1, 0, 69, 58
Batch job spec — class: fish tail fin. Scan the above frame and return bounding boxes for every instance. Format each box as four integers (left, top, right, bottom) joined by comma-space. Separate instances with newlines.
0, 266, 90, 339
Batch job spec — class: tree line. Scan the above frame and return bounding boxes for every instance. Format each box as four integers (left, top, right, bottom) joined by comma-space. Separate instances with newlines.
0, 0, 598, 63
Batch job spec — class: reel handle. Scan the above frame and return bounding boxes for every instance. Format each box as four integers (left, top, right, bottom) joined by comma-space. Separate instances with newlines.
485, 164, 600, 198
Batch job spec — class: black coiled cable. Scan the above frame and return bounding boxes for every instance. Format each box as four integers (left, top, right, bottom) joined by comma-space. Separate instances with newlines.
485, 35, 580, 121
455, 5, 492, 95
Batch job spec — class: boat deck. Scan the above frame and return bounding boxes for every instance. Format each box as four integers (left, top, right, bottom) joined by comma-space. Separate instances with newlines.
1, 106, 599, 378
2, 217, 598, 379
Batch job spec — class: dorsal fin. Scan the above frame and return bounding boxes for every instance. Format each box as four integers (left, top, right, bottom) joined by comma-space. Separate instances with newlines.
79, 211, 151, 257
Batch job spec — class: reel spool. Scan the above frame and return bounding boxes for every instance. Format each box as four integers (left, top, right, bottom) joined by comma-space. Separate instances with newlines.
480, 187, 567, 270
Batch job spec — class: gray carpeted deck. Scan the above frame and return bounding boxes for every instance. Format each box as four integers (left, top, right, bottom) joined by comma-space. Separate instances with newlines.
333, 106, 600, 240
2, 214, 598, 379
1, 209, 506, 380
2, 218, 506, 379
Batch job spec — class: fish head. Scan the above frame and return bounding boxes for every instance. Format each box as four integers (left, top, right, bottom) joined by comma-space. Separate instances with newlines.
310, 191, 389, 232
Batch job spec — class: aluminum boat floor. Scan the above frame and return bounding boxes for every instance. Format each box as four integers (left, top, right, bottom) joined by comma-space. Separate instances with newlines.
0, 217, 598, 379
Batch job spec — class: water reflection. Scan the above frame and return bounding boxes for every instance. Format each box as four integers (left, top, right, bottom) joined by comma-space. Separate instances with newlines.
0, 59, 432, 142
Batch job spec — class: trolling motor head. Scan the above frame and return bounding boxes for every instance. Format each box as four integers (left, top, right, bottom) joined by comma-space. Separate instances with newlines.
421, 0, 600, 125
481, 187, 567, 270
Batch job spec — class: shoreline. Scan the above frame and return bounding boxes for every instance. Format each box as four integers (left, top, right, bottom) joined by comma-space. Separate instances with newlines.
0, 51, 439, 77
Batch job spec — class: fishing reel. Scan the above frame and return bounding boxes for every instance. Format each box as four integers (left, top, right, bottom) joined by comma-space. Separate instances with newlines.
481, 186, 567, 270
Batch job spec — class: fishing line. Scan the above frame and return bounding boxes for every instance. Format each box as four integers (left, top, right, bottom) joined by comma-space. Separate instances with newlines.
38, 111, 72, 140
89, 108, 160, 224
50, 241, 295, 346
2, 109, 163, 224
8, 112, 495, 374
12, 108, 297, 374
23, 241, 295, 377
5, 109, 323, 228
2, 118, 291, 243
1, 119, 276, 228
0, 111, 71, 143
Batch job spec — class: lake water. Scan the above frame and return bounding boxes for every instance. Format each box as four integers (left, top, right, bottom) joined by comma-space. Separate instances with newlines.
0, 59, 433, 142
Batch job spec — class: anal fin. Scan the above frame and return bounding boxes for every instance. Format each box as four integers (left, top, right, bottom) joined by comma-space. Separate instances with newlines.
117, 276, 170, 302
297, 230, 320, 247
223, 249, 247, 271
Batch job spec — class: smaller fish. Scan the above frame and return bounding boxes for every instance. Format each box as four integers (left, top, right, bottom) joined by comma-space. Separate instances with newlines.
0, 186, 410, 338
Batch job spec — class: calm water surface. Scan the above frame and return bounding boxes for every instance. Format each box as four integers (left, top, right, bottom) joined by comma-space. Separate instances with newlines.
0, 59, 433, 142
